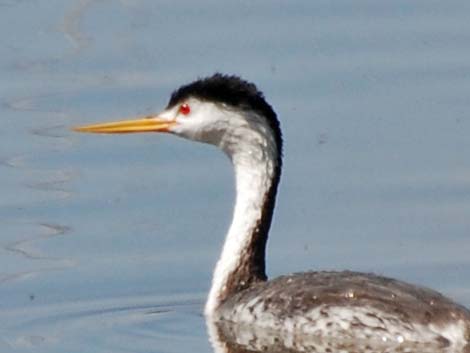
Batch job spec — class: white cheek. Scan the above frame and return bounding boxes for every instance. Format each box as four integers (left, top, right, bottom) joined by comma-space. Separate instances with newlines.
166, 102, 247, 148
172, 108, 225, 142
171, 117, 206, 141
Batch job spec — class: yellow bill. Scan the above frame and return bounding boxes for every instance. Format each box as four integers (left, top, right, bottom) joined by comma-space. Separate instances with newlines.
73, 116, 175, 134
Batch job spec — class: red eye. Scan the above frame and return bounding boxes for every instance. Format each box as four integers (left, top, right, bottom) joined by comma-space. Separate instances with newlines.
179, 103, 191, 116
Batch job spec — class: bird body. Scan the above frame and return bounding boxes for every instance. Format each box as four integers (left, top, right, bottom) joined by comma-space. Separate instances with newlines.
74, 74, 470, 348
217, 271, 470, 346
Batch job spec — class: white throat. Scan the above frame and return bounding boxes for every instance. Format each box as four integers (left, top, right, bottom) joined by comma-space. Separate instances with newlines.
204, 110, 279, 316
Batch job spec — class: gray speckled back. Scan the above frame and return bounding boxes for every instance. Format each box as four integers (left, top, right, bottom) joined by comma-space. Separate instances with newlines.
216, 271, 470, 347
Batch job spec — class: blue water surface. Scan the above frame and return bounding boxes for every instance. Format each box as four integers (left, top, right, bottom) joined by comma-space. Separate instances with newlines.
1, 1, 470, 352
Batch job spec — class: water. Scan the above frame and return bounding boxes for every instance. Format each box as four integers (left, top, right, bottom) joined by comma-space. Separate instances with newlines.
1, 1, 470, 352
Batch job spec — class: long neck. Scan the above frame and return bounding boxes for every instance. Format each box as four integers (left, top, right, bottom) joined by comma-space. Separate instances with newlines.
205, 125, 281, 315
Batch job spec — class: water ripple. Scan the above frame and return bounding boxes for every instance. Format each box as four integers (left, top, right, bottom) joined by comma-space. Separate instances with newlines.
60, 0, 97, 54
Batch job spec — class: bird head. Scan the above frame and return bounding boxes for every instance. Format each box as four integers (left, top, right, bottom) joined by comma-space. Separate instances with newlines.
73, 74, 282, 161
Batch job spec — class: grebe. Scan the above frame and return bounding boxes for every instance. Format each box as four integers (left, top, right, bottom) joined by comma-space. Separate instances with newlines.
74, 74, 470, 348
